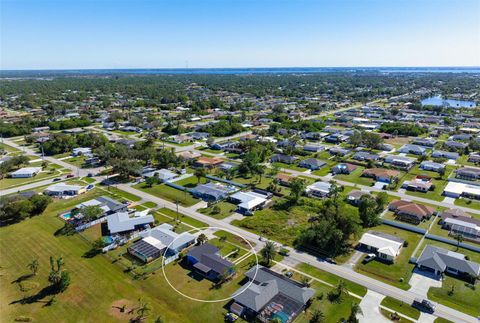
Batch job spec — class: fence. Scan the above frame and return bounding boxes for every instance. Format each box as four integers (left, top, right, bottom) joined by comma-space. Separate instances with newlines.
75, 217, 107, 232
381, 219, 427, 234
424, 234, 480, 253
205, 175, 247, 188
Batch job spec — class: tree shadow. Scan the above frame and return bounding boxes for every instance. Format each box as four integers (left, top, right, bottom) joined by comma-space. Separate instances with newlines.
11, 273, 34, 284
10, 285, 57, 305
82, 248, 102, 258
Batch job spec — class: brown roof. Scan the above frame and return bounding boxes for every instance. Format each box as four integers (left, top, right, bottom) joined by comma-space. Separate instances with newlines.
440, 208, 470, 219
276, 173, 294, 182
195, 157, 224, 166
348, 190, 370, 199
389, 200, 435, 219
362, 168, 400, 178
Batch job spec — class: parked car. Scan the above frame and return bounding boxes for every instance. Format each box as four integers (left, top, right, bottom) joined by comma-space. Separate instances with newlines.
87, 173, 94, 177
285, 271, 293, 278
66, 174, 75, 178
52, 178, 62, 182
325, 257, 337, 264
412, 298, 436, 313
362, 253, 376, 264
86, 184, 94, 191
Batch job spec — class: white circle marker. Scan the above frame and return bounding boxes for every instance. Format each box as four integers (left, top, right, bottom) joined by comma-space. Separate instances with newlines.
161, 226, 259, 303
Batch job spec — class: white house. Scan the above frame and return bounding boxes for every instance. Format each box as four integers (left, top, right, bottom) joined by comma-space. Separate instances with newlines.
443, 181, 480, 199
305, 181, 332, 198
229, 191, 270, 215
107, 210, 155, 234
358, 231, 405, 262
72, 147, 92, 156
9, 167, 42, 178
44, 183, 86, 197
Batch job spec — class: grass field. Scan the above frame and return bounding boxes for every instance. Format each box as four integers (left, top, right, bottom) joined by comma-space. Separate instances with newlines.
0, 190, 254, 322
199, 201, 237, 219
157, 207, 208, 229
103, 186, 142, 202
454, 197, 480, 212
355, 225, 421, 290
334, 166, 375, 186
380, 296, 420, 319
133, 182, 199, 207
428, 276, 480, 317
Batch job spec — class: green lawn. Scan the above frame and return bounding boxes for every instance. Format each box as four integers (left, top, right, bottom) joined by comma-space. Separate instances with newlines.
355, 225, 421, 290
157, 207, 208, 229
380, 309, 414, 323
296, 263, 367, 297
334, 166, 375, 186
428, 276, 480, 317
454, 197, 480, 212
199, 201, 237, 219
0, 142, 21, 153
0, 192, 254, 323
214, 230, 256, 249
133, 182, 199, 207
380, 296, 420, 319
232, 200, 321, 246
103, 186, 142, 202
142, 201, 157, 208
0, 170, 63, 190
173, 175, 206, 188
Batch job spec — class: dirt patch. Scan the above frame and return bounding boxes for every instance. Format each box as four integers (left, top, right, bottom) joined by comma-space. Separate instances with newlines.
109, 299, 136, 321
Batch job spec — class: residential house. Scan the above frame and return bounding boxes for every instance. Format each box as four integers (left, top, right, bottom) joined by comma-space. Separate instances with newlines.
106, 210, 154, 235
332, 163, 357, 174
325, 133, 348, 143
270, 154, 298, 164
443, 181, 480, 199
168, 134, 193, 144
444, 141, 468, 150
229, 190, 271, 215
431, 150, 459, 160
353, 151, 380, 162
362, 168, 399, 183
467, 153, 480, 164
73, 196, 127, 219
401, 175, 433, 192
328, 147, 351, 156
276, 173, 295, 186
191, 182, 233, 202
358, 231, 405, 262
9, 167, 42, 178
298, 158, 326, 170
193, 157, 224, 168
397, 144, 427, 156
416, 245, 480, 278
129, 223, 196, 262
230, 265, 315, 322
439, 209, 480, 243
177, 150, 201, 161
346, 190, 370, 205
449, 134, 472, 141
455, 167, 480, 181
388, 200, 435, 224
419, 161, 445, 173
44, 183, 86, 197
305, 181, 332, 198
384, 155, 416, 170
142, 168, 178, 182
189, 132, 210, 140
186, 243, 235, 281
412, 138, 437, 147
303, 143, 325, 152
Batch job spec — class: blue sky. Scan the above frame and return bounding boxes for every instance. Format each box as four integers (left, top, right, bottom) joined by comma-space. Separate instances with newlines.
1, 0, 479, 69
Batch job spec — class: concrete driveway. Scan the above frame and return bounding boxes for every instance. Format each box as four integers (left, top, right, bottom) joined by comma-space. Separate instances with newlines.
358, 290, 390, 323
408, 268, 442, 298
442, 197, 456, 205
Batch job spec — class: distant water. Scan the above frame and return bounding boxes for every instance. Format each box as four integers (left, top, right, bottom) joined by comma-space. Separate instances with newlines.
421, 96, 477, 108
1, 67, 480, 77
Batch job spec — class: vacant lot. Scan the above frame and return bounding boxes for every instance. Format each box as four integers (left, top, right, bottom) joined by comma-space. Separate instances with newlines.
133, 182, 199, 206
199, 201, 237, 219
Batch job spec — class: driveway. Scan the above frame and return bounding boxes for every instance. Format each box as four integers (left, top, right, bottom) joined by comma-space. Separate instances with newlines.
358, 290, 390, 323
442, 197, 456, 205
408, 268, 442, 298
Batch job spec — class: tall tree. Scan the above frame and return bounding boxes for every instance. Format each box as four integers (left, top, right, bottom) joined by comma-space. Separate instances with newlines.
289, 178, 306, 205
27, 259, 39, 276
260, 241, 277, 266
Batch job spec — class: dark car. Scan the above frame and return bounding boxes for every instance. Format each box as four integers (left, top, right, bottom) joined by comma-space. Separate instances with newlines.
52, 178, 62, 182
87, 173, 94, 177
412, 298, 436, 313
66, 174, 75, 178
325, 257, 337, 264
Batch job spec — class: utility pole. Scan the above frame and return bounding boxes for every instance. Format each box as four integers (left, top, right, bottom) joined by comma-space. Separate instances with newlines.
175, 199, 179, 223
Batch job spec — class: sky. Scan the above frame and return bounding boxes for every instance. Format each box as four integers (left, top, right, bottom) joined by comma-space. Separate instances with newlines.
1, 0, 479, 69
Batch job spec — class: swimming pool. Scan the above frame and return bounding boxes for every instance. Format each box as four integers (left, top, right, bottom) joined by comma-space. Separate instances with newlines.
60, 212, 73, 221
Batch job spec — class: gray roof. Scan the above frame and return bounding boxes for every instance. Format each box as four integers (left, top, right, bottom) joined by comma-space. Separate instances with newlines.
417, 245, 480, 276
191, 182, 230, 200
299, 158, 326, 167
233, 266, 315, 312
187, 243, 233, 275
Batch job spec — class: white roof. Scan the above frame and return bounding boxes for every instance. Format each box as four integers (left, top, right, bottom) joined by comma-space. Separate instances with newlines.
445, 217, 480, 231
45, 183, 83, 192
306, 181, 331, 193
359, 232, 403, 257
143, 236, 166, 250
10, 167, 42, 175
444, 181, 480, 196
230, 191, 267, 210
140, 223, 195, 250
107, 210, 154, 234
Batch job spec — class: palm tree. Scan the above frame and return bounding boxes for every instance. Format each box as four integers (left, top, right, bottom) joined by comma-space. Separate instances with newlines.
335, 280, 348, 298
348, 302, 363, 323
135, 298, 151, 322
197, 233, 208, 245
309, 309, 325, 323
194, 167, 206, 184
260, 241, 277, 266
27, 259, 39, 276
454, 233, 464, 250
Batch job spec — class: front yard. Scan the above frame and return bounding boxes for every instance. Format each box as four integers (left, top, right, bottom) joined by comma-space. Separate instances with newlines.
199, 201, 237, 219
355, 225, 421, 290
133, 182, 200, 207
